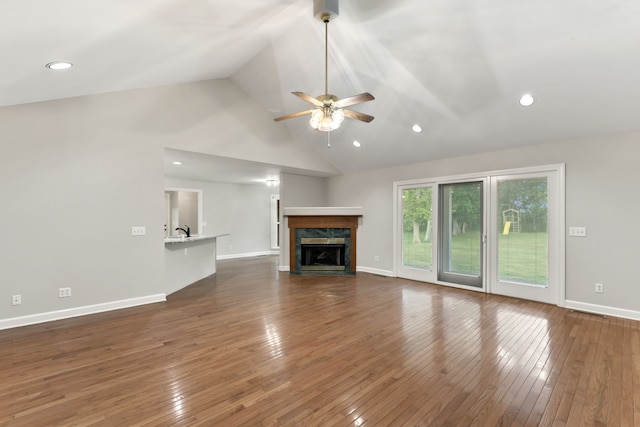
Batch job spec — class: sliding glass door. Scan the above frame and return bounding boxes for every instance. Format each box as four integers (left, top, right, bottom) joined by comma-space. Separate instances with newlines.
438, 181, 484, 287
395, 165, 564, 305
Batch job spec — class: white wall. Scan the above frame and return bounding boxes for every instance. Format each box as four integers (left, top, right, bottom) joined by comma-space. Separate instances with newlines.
0, 99, 166, 328
327, 131, 640, 318
280, 173, 328, 208
177, 191, 198, 235
0, 78, 335, 328
278, 173, 329, 270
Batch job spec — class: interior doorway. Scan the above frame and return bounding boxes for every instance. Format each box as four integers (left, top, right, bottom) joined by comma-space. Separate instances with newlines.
271, 194, 280, 250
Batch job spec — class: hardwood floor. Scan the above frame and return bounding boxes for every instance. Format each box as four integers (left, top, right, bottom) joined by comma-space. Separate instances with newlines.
1, 256, 639, 426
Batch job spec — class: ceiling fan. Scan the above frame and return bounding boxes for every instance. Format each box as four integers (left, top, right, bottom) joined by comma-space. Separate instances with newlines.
274, 0, 375, 132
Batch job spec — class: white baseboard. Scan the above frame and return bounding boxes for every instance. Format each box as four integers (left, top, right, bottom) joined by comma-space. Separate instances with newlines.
0, 294, 167, 331
217, 251, 274, 260
356, 266, 395, 277
279, 266, 290, 272
565, 300, 640, 321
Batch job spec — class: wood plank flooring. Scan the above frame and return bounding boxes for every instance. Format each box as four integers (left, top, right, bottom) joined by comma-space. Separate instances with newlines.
1, 255, 639, 426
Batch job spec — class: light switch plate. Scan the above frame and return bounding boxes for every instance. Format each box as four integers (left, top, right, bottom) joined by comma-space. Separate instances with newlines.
569, 226, 587, 237
131, 226, 146, 236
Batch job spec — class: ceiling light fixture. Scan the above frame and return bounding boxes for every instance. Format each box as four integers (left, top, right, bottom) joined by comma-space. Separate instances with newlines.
46, 61, 73, 70
412, 124, 423, 133
273, 0, 375, 134
519, 94, 534, 107
353, 140, 361, 148
310, 104, 344, 131
172, 161, 182, 165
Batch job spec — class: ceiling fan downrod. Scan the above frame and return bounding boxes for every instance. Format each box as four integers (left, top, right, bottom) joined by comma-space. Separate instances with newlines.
272, 0, 375, 132
315, 0, 338, 96
323, 15, 330, 96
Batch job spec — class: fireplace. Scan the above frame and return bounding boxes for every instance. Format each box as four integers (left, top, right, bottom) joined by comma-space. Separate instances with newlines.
285, 210, 361, 275
300, 237, 346, 272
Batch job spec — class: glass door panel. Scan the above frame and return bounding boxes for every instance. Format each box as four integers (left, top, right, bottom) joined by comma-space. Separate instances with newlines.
497, 177, 548, 286
438, 181, 483, 287
489, 168, 561, 305
397, 185, 436, 282
402, 187, 433, 270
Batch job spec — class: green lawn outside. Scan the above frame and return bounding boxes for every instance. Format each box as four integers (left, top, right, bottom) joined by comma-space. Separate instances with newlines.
402, 231, 433, 269
402, 230, 548, 284
498, 231, 548, 284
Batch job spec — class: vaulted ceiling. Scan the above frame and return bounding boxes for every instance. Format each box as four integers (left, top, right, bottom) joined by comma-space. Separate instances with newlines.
4, 0, 640, 177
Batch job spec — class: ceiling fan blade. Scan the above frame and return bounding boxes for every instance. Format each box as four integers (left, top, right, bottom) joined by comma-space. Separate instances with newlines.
292, 92, 324, 107
334, 92, 375, 109
273, 109, 315, 122
343, 109, 375, 123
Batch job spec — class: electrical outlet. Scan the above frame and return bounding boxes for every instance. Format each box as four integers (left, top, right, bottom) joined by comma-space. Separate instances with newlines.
595, 283, 604, 294
131, 226, 146, 236
374, 256, 379, 262
12, 295, 21, 306
58, 287, 72, 298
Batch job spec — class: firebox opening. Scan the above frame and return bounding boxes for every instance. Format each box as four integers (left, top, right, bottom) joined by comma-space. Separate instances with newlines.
300, 237, 346, 271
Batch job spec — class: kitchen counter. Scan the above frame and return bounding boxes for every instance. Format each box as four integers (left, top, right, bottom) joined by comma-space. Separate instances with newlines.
164, 233, 229, 244
164, 233, 229, 295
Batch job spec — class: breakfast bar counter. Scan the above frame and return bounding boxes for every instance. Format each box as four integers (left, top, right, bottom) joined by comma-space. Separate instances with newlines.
164, 233, 229, 295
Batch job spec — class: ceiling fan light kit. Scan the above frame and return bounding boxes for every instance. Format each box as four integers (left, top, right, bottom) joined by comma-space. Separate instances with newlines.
274, 0, 375, 134
310, 107, 344, 131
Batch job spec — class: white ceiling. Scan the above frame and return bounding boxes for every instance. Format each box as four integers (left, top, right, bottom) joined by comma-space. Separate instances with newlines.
4, 0, 640, 181
164, 148, 334, 185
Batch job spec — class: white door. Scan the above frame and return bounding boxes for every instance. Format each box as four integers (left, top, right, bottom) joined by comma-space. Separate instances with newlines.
488, 167, 564, 304
396, 184, 436, 283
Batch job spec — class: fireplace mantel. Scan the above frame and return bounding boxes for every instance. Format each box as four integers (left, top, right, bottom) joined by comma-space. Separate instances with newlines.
283, 207, 363, 217
285, 208, 362, 274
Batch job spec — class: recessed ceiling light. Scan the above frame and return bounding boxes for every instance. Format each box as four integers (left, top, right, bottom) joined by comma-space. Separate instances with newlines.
353, 140, 361, 148
412, 124, 423, 133
46, 61, 73, 70
519, 94, 534, 107
172, 161, 182, 165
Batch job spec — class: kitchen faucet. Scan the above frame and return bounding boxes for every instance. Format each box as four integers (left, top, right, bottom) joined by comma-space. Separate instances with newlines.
175, 226, 190, 237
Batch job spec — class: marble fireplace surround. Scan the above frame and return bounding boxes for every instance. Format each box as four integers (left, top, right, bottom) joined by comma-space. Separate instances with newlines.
284, 207, 363, 274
